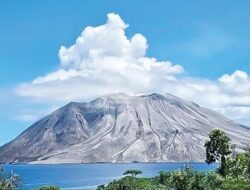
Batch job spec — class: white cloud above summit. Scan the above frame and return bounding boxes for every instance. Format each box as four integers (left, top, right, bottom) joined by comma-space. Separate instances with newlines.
16, 13, 183, 101
16, 13, 250, 125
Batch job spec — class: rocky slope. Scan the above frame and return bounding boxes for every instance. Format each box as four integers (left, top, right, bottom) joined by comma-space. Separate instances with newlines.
0, 93, 250, 163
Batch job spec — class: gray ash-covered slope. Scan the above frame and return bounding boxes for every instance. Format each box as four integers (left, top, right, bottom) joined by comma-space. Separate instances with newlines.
1, 93, 250, 164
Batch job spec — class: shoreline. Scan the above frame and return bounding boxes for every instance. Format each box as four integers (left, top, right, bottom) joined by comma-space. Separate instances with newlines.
4, 161, 212, 165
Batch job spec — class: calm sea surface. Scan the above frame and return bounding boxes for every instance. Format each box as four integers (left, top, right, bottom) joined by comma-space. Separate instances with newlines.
5, 163, 217, 190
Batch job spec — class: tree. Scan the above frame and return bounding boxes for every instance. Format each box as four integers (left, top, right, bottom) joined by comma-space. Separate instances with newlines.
204, 129, 231, 176
123, 169, 143, 177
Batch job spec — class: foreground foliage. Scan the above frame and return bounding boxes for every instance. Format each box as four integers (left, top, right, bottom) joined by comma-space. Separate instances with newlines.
98, 166, 225, 190
226, 149, 250, 178
37, 186, 60, 190
98, 166, 250, 190
0, 167, 22, 190
205, 129, 231, 176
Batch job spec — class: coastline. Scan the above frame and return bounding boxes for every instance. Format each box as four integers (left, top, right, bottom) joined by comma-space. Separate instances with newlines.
4, 161, 211, 165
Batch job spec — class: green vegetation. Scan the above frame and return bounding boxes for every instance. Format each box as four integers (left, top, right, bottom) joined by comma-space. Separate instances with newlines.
0, 167, 22, 190
98, 166, 250, 190
204, 129, 232, 176
97, 129, 250, 190
123, 169, 143, 177
37, 186, 60, 190
98, 166, 225, 190
226, 148, 250, 178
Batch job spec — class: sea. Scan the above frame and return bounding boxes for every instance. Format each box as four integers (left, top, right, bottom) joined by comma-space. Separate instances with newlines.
4, 162, 217, 190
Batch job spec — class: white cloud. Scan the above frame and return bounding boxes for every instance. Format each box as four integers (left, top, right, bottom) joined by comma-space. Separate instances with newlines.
164, 71, 250, 125
219, 70, 250, 95
15, 13, 250, 125
16, 13, 183, 101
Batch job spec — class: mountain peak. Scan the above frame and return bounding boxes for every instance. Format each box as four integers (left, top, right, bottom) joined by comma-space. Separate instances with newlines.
147, 93, 166, 99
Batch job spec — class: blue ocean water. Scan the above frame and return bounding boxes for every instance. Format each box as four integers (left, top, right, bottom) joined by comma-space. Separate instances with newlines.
5, 163, 217, 190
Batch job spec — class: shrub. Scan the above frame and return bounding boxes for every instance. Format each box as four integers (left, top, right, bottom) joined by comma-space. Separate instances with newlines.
37, 186, 60, 190
123, 169, 143, 177
222, 178, 250, 190
0, 167, 22, 190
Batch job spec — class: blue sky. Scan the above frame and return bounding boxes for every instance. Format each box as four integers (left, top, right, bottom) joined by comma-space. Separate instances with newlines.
1, 0, 250, 145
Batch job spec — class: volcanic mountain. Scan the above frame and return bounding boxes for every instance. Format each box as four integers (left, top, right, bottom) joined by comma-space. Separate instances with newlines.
1, 93, 250, 163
